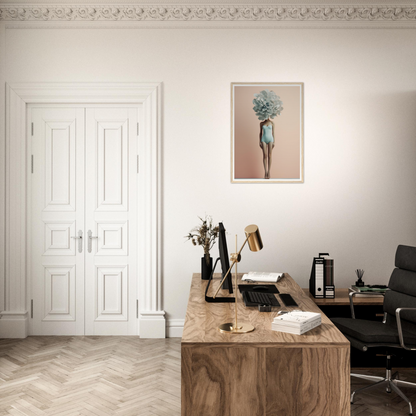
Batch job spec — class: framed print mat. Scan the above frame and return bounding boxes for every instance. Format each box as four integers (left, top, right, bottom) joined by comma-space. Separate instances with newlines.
231, 82, 304, 183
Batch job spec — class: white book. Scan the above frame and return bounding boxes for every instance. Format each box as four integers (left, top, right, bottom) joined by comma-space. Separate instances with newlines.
273, 316, 321, 330
242, 271, 284, 283
272, 311, 321, 328
272, 319, 321, 335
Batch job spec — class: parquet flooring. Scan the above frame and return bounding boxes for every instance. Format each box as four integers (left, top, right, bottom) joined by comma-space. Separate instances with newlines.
0, 337, 180, 416
0, 336, 415, 415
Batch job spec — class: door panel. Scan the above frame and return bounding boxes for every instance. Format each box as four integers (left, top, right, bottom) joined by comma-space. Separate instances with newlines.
43, 265, 76, 321
85, 108, 138, 335
96, 265, 128, 321
95, 221, 128, 256
43, 221, 76, 256
31, 107, 85, 335
44, 121, 76, 211
96, 120, 128, 211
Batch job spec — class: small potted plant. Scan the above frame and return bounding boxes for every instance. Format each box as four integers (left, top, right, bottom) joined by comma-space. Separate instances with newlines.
186, 216, 219, 280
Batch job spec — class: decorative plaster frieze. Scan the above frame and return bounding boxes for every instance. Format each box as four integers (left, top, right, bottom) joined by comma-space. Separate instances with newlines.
0, 4, 415, 21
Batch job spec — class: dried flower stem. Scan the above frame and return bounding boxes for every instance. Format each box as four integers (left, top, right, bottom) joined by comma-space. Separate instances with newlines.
185, 215, 219, 265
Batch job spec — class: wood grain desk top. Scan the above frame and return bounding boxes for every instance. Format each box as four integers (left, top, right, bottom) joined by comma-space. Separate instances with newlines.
182, 273, 349, 346
303, 288, 384, 306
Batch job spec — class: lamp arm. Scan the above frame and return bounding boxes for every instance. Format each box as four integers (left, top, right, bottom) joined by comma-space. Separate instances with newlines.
213, 235, 250, 299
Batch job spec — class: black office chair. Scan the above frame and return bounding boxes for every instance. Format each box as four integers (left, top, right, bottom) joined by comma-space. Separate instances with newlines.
332, 245, 416, 415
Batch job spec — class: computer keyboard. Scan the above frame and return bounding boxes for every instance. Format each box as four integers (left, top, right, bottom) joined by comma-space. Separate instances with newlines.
244, 291, 280, 307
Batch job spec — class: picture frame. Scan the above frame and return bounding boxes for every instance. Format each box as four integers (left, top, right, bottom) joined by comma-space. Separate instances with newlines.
231, 82, 304, 183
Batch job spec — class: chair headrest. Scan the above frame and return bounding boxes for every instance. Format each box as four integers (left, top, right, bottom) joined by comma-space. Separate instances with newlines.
388, 269, 416, 297
395, 245, 416, 272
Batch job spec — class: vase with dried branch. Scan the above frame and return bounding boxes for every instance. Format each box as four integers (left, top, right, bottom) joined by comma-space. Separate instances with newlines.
186, 216, 219, 280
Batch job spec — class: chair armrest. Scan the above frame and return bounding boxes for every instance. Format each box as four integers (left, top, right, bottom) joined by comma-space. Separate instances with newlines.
395, 308, 416, 351
349, 290, 387, 319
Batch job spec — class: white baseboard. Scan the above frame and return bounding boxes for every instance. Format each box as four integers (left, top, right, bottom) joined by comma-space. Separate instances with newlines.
0, 311, 29, 338
0, 310, 184, 339
167, 319, 184, 338
139, 310, 166, 338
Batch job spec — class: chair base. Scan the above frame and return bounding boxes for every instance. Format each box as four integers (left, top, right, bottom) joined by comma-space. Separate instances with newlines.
351, 358, 416, 415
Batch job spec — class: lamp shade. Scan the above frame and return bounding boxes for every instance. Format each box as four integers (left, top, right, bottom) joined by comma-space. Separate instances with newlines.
244, 225, 263, 252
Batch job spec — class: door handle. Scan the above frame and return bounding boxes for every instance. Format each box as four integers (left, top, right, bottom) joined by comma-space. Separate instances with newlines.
88, 230, 98, 253
71, 230, 83, 253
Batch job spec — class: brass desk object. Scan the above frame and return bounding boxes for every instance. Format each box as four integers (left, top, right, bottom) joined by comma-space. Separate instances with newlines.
213, 224, 263, 334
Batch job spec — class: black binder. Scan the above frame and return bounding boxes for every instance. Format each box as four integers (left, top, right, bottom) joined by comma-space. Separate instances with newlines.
309, 253, 335, 299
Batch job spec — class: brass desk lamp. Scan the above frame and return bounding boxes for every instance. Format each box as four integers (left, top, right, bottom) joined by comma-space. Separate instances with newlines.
213, 224, 263, 334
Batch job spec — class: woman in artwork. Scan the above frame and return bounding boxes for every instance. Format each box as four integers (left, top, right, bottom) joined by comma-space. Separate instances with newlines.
253, 90, 283, 179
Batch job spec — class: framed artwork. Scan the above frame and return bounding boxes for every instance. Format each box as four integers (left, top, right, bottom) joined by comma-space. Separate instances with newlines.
231, 82, 304, 183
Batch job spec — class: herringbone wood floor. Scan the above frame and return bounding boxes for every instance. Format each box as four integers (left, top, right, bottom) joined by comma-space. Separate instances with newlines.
0, 337, 181, 416
1, 337, 415, 415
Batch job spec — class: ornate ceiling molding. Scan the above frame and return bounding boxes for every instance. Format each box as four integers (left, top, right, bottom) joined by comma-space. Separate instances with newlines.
0, 4, 415, 22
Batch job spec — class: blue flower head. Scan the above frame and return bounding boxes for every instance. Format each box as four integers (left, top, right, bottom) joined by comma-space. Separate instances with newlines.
252, 89, 283, 121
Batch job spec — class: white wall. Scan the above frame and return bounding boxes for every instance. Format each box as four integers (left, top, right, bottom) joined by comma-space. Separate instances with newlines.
4, 25, 416, 329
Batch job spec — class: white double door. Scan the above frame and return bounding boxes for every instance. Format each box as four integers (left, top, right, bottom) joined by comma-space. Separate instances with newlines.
30, 106, 139, 335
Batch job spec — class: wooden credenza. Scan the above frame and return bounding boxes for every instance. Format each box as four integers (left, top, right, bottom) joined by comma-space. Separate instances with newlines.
181, 273, 350, 416
303, 288, 385, 323
303, 288, 384, 307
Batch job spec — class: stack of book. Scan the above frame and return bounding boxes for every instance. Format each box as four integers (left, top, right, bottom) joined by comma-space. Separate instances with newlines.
271, 311, 321, 335
349, 285, 388, 297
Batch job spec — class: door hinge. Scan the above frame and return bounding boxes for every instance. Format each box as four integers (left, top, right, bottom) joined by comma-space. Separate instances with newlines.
31, 299, 33, 318
137, 155, 139, 173
31, 155, 34, 173
137, 122, 139, 136
31, 122, 34, 136
136, 300, 139, 318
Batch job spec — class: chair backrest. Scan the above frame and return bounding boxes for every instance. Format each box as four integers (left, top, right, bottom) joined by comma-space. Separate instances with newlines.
384, 245, 416, 331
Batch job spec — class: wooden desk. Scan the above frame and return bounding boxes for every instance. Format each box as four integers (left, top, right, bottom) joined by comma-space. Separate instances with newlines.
182, 273, 350, 416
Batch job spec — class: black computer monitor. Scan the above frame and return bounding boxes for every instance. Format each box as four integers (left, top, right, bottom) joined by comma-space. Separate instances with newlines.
218, 222, 233, 293
204, 222, 234, 302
